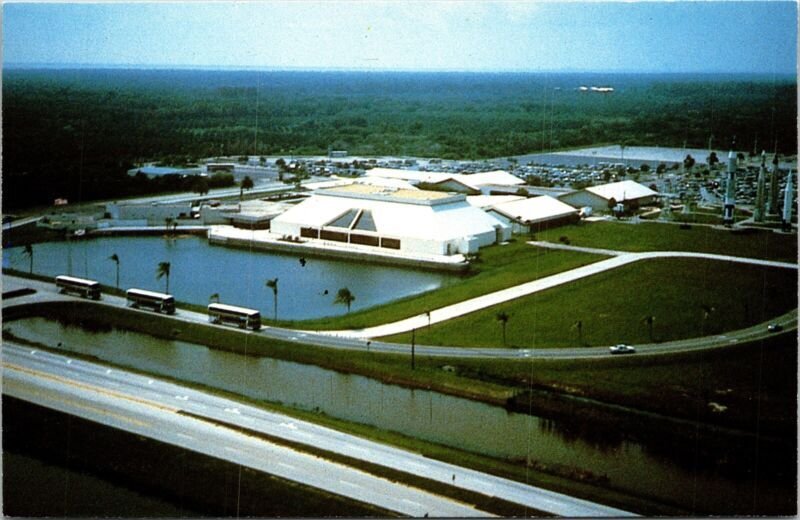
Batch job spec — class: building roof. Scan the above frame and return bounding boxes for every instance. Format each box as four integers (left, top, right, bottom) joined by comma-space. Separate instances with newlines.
136, 166, 184, 176
320, 183, 462, 205
365, 168, 440, 183
466, 195, 526, 208
354, 176, 419, 191
365, 167, 524, 190
489, 196, 579, 224
272, 187, 507, 241
584, 180, 658, 202
461, 170, 525, 187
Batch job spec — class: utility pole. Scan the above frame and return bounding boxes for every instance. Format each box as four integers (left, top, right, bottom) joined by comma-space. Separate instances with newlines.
411, 328, 416, 370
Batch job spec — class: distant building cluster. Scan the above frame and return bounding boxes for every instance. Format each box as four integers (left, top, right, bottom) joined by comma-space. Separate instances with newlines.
76, 145, 795, 269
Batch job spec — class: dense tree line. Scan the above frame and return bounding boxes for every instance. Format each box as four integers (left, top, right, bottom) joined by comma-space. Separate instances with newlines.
3, 69, 796, 209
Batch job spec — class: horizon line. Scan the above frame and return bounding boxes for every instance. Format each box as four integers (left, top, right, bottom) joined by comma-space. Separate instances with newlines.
3, 62, 797, 76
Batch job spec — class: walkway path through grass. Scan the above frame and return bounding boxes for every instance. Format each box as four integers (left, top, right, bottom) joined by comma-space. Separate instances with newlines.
316, 248, 796, 339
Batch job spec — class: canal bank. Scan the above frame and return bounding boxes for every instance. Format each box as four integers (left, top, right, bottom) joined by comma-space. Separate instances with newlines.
3, 303, 796, 515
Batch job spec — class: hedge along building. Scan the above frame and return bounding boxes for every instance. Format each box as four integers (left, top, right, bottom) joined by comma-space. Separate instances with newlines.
270, 183, 511, 257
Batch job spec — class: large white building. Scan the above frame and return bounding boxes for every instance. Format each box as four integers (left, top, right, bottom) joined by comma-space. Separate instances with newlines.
270, 183, 510, 256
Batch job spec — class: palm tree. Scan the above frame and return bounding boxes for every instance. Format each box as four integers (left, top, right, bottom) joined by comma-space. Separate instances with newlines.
334, 287, 355, 313
156, 261, 171, 293
265, 278, 278, 320
642, 315, 655, 342
495, 311, 510, 346
108, 253, 120, 289
209, 293, 220, 304
22, 244, 33, 274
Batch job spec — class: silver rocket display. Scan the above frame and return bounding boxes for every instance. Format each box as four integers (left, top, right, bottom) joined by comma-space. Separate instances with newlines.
768, 154, 780, 216
722, 150, 736, 225
754, 151, 767, 222
782, 169, 794, 230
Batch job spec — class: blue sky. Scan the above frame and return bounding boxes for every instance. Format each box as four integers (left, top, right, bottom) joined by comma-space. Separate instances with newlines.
3, 1, 797, 73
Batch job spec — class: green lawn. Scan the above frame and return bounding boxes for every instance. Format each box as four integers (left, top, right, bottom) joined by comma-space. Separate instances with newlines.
385, 258, 797, 348
288, 240, 602, 330
536, 221, 797, 262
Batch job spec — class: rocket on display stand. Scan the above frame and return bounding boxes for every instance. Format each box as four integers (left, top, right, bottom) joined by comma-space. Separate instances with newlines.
753, 151, 767, 223
782, 169, 794, 231
768, 153, 781, 216
722, 150, 737, 226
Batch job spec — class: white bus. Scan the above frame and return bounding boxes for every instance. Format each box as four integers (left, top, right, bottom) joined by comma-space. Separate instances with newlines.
55, 275, 102, 300
126, 288, 176, 314
208, 303, 261, 331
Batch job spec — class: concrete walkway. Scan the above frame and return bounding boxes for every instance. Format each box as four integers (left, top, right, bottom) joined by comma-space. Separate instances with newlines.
528, 241, 799, 269
317, 245, 797, 339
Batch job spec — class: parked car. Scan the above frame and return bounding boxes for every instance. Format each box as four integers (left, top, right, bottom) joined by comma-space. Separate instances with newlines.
609, 344, 637, 355
767, 323, 784, 333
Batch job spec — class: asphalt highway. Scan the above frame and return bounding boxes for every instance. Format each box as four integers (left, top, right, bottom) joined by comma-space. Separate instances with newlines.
2, 342, 634, 517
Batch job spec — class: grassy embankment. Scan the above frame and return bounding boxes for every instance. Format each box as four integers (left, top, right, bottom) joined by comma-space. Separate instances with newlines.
385, 257, 797, 348
535, 220, 798, 261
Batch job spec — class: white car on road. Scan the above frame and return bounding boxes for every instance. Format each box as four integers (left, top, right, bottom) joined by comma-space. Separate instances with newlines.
609, 344, 636, 355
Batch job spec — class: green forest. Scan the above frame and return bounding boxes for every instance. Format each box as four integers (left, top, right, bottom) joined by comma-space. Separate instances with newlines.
2, 68, 796, 209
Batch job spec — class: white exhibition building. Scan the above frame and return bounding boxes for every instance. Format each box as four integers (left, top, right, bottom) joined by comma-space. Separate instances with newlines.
270, 183, 511, 257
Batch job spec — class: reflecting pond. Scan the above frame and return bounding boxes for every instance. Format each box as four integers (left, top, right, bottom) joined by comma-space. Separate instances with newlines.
2, 236, 457, 320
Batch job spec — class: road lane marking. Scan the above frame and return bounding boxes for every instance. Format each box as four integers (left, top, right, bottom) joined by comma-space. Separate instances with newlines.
175, 395, 189, 401
402, 499, 422, 507
277, 462, 295, 470
177, 433, 194, 440
279, 422, 297, 430
3, 362, 181, 413
4, 378, 151, 429
338, 480, 361, 489
224, 407, 240, 414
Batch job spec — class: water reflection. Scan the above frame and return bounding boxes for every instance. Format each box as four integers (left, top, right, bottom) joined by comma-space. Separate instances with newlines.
2, 236, 456, 320
4, 317, 795, 514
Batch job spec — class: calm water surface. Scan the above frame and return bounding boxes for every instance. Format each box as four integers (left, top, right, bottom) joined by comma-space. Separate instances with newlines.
2, 236, 456, 320
5, 317, 794, 514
